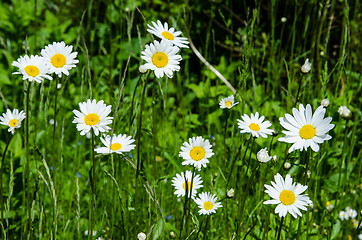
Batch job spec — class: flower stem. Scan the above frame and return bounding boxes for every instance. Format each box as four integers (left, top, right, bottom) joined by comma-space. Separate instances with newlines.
89, 130, 96, 240
276, 216, 284, 240
25, 80, 31, 237
51, 76, 59, 175
202, 215, 210, 240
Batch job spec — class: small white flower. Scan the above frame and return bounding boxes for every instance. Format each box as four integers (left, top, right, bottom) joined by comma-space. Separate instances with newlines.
171, 170, 203, 199
194, 192, 222, 215
272, 155, 277, 162
72, 99, 113, 136
359, 233, 362, 240
179, 136, 214, 170
338, 106, 351, 118
264, 173, 313, 218
320, 99, 330, 108
301, 58, 312, 73
281, 17, 287, 22
219, 95, 239, 109
326, 201, 334, 211
284, 162, 291, 169
237, 112, 274, 138
95, 134, 136, 154
147, 20, 189, 48
345, 207, 357, 219
0, 109, 26, 134
138, 64, 148, 73
339, 211, 348, 220
41, 41, 79, 77
226, 188, 235, 198
141, 40, 182, 79
12, 55, 52, 83
257, 148, 272, 163
137, 232, 147, 240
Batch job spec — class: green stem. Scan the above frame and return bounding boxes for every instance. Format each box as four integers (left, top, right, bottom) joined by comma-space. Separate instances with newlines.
202, 215, 210, 240
223, 110, 231, 166
52, 76, 59, 172
89, 130, 95, 240
25, 80, 31, 237
277, 216, 284, 240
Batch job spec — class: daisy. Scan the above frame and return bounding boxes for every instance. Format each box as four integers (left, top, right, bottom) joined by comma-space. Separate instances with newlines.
171, 170, 203, 199
219, 95, 239, 109
237, 112, 274, 138
95, 134, 136, 154
0, 109, 26, 134
12, 55, 52, 83
41, 41, 79, 77
326, 201, 334, 211
339, 211, 348, 220
278, 104, 335, 153
141, 40, 182, 78
179, 136, 214, 170
263, 173, 312, 218
147, 20, 189, 48
345, 207, 357, 219
72, 99, 113, 136
194, 192, 222, 215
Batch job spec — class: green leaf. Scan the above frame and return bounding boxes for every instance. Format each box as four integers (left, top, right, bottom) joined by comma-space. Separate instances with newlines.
331, 220, 341, 239
152, 218, 163, 240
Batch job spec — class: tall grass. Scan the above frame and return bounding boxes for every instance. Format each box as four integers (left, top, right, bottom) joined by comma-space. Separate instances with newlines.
0, 0, 360, 239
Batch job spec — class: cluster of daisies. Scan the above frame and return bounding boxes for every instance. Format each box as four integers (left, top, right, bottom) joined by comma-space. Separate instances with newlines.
140, 20, 189, 78
72, 99, 136, 155
172, 136, 222, 215
1, 41, 79, 135
339, 207, 359, 228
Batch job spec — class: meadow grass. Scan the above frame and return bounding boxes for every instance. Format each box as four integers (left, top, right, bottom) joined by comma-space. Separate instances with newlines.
0, 0, 360, 239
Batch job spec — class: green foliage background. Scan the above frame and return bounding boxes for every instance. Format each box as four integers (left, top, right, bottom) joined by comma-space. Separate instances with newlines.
0, 0, 361, 239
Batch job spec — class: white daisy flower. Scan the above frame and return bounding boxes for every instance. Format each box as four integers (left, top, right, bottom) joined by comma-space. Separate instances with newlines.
219, 95, 239, 109
171, 170, 203, 199
257, 147, 272, 163
179, 136, 214, 170
0, 109, 26, 134
141, 40, 182, 79
12, 55, 52, 83
95, 134, 136, 154
41, 41, 79, 77
345, 207, 357, 219
263, 173, 312, 218
72, 99, 113, 136
326, 201, 333, 211
194, 192, 222, 215
278, 104, 335, 153
301, 58, 311, 73
339, 211, 348, 221
147, 20, 189, 48
237, 112, 274, 138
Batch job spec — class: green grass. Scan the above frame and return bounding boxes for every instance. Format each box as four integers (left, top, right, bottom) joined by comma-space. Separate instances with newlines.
0, 0, 361, 239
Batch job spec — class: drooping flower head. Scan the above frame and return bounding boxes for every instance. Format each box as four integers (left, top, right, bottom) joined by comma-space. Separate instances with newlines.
219, 95, 239, 109
95, 134, 136, 154
301, 58, 311, 73
0, 109, 26, 134
263, 173, 312, 218
41, 41, 79, 78
141, 40, 182, 78
72, 99, 113, 136
171, 170, 203, 199
278, 104, 335, 153
237, 112, 274, 138
147, 20, 189, 48
194, 192, 222, 215
12, 55, 52, 83
179, 136, 214, 170
257, 147, 272, 163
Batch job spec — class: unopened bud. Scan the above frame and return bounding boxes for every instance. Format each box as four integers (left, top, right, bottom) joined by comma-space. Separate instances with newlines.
301, 58, 311, 73
321, 98, 330, 108
137, 232, 147, 240
283, 162, 291, 170
227, 188, 235, 198
139, 64, 148, 74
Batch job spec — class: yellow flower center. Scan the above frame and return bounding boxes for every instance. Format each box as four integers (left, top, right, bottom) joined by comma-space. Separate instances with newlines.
299, 124, 316, 139
204, 201, 213, 211
9, 119, 18, 127
182, 181, 192, 191
326, 201, 331, 207
84, 113, 100, 126
110, 143, 122, 151
190, 146, 205, 161
51, 54, 66, 68
225, 101, 232, 108
279, 190, 296, 206
24, 65, 40, 77
151, 52, 168, 68
161, 31, 175, 40
249, 123, 260, 131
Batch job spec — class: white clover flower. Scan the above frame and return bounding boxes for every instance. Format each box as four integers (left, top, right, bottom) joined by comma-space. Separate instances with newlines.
264, 173, 312, 218
257, 148, 272, 163
278, 104, 335, 153
194, 192, 222, 215
179, 136, 214, 170
95, 134, 136, 154
147, 20, 189, 48
0, 109, 26, 134
237, 112, 274, 138
219, 95, 239, 109
338, 106, 351, 118
12, 55, 52, 83
320, 99, 330, 108
301, 58, 312, 73
141, 40, 182, 78
72, 99, 113, 136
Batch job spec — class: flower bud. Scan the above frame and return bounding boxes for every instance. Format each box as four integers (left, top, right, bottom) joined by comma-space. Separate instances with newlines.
227, 188, 235, 198
301, 58, 312, 73
283, 162, 291, 170
139, 64, 148, 74
320, 98, 330, 108
137, 232, 147, 240
257, 148, 272, 163
338, 106, 351, 118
